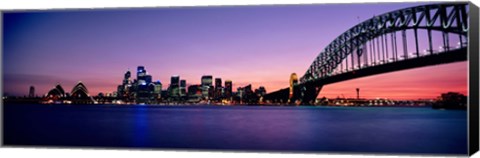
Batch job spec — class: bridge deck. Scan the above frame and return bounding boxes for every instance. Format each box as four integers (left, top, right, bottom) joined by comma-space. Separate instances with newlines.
264, 48, 467, 103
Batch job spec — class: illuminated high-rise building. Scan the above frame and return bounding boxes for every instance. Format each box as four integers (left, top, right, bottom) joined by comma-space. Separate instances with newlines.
137, 66, 148, 86
244, 84, 253, 95
135, 66, 154, 103
180, 80, 187, 97
123, 69, 131, 85
201, 75, 213, 99
215, 78, 222, 89
118, 69, 133, 99
145, 75, 152, 85
238, 84, 254, 104
154, 81, 162, 99
187, 84, 202, 101
215, 78, 222, 99
201, 75, 213, 86
169, 75, 180, 97
188, 85, 202, 97
171, 75, 180, 86
237, 87, 244, 98
224, 80, 233, 99
137, 66, 146, 79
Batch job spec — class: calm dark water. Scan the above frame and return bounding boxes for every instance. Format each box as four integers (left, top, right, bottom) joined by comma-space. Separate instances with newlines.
3, 104, 467, 155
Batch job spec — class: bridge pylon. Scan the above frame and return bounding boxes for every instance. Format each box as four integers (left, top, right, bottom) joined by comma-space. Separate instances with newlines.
299, 81, 323, 105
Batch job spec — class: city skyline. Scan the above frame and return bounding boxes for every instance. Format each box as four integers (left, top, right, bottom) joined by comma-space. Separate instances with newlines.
2, 2, 467, 99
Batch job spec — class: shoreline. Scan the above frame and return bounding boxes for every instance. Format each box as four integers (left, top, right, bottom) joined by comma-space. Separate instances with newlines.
4, 102, 462, 110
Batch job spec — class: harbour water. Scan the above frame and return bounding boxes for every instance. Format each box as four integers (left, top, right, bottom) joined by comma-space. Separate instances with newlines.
3, 104, 467, 155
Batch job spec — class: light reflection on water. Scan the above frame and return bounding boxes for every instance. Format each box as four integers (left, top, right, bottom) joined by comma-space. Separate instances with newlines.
4, 104, 468, 155
133, 107, 148, 146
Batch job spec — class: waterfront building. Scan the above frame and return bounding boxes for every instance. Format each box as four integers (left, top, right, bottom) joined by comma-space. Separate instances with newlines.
153, 81, 162, 99
236, 87, 244, 103
161, 90, 169, 100
118, 69, 133, 100
224, 80, 233, 99
243, 84, 254, 103
208, 85, 215, 100
117, 85, 123, 97
169, 75, 180, 98
136, 66, 151, 103
145, 75, 152, 85
123, 69, 131, 85
180, 79, 187, 97
70, 81, 95, 104
171, 75, 180, 86
148, 83, 156, 102
46, 84, 65, 99
71, 82, 89, 98
187, 84, 202, 102
137, 66, 146, 80
234, 84, 257, 104
215, 78, 222, 99
255, 86, 267, 97
201, 75, 213, 99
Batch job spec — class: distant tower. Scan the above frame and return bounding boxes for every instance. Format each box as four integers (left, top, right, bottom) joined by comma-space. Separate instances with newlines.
356, 88, 360, 99
29, 86, 35, 98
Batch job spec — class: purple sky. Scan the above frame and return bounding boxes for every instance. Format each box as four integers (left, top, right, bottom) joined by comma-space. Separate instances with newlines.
2, 2, 467, 99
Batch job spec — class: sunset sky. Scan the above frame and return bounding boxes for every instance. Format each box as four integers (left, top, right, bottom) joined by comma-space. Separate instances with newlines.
2, 2, 468, 99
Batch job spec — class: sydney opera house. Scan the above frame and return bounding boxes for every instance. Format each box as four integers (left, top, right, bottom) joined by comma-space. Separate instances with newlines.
44, 82, 96, 104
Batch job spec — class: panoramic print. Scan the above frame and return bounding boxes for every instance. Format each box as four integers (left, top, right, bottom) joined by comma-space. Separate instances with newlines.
3, 2, 470, 155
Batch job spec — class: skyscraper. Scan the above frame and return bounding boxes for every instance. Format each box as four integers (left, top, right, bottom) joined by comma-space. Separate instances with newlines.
136, 66, 153, 103
242, 84, 254, 104
137, 66, 148, 86
154, 81, 162, 99
137, 66, 145, 79
187, 84, 202, 101
215, 78, 222, 89
201, 75, 213, 87
171, 75, 180, 87
123, 69, 131, 85
188, 85, 202, 97
169, 75, 180, 97
118, 69, 133, 99
145, 75, 152, 85
215, 78, 222, 99
180, 79, 187, 97
224, 80, 233, 99
201, 75, 213, 99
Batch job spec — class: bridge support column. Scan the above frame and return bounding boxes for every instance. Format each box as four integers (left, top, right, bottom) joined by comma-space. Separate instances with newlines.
299, 81, 323, 105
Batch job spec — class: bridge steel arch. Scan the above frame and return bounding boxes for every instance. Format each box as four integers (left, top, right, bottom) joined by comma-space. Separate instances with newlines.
301, 3, 468, 83
264, 3, 469, 105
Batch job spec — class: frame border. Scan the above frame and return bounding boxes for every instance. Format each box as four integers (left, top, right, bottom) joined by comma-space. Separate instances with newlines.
468, 1, 479, 156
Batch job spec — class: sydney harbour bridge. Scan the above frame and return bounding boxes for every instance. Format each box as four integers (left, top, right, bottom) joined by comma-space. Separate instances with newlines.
263, 3, 470, 104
